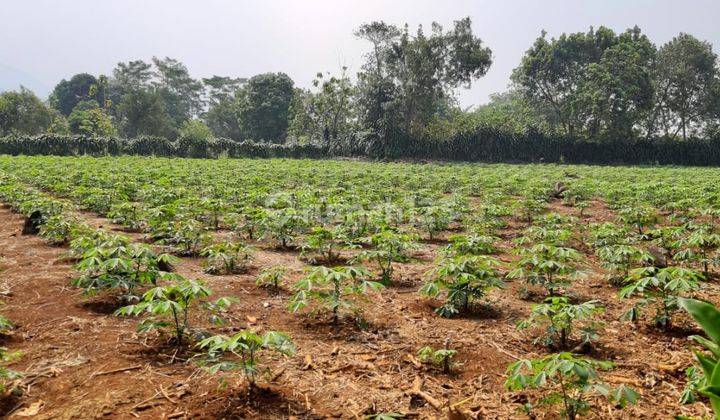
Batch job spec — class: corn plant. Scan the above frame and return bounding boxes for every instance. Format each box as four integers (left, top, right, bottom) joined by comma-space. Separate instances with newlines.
288, 266, 383, 324
505, 353, 639, 420
620, 266, 703, 328
197, 330, 295, 390
420, 255, 504, 317
115, 275, 234, 347
201, 242, 253, 275
508, 243, 583, 297
517, 297, 603, 350
678, 297, 720, 416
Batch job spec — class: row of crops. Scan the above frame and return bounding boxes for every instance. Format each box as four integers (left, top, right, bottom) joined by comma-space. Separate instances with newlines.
1, 156, 720, 417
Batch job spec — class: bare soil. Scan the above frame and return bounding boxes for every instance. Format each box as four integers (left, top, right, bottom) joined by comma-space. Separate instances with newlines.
0, 199, 715, 419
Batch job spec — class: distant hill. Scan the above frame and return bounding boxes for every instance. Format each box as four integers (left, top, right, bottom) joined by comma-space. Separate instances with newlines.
0, 63, 50, 99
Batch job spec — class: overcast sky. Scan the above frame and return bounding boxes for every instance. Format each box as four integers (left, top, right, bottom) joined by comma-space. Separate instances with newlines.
1, 0, 719, 107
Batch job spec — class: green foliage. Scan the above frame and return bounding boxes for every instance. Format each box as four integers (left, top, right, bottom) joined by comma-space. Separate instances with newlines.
418, 341, 458, 374
201, 242, 253, 274
261, 208, 307, 249
678, 298, 720, 416
288, 266, 383, 324
115, 276, 233, 346
256, 265, 288, 292
68, 101, 117, 136
0, 88, 53, 135
38, 214, 80, 245
508, 243, 583, 297
178, 119, 213, 141
518, 297, 603, 350
420, 255, 504, 317
50, 73, 99, 116
505, 353, 639, 420
596, 244, 652, 284
352, 230, 419, 284
674, 228, 720, 276
197, 330, 295, 389
0, 346, 22, 394
443, 233, 496, 256
238, 73, 295, 142
73, 239, 178, 296
620, 266, 703, 328
301, 225, 350, 263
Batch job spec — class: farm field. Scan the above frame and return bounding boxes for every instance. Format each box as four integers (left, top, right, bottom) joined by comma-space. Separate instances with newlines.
0, 156, 718, 418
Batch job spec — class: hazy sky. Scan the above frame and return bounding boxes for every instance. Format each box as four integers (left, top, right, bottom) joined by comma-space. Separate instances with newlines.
1, 0, 719, 107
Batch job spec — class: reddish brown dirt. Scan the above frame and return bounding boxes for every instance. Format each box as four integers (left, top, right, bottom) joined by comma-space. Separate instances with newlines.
0, 199, 716, 419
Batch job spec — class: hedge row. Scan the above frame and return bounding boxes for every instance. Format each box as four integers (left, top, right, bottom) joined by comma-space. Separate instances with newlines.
375, 127, 720, 166
2, 131, 720, 165
0, 135, 326, 159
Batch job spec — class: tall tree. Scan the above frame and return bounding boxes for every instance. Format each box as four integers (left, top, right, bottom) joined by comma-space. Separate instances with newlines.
288, 69, 356, 143
512, 27, 618, 136
237, 72, 295, 142
152, 57, 204, 128
115, 88, 174, 138
49, 73, 99, 116
355, 17, 492, 150
202, 76, 245, 140
579, 28, 656, 138
650, 33, 718, 140
67, 100, 117, 136
0, 87, 53, 135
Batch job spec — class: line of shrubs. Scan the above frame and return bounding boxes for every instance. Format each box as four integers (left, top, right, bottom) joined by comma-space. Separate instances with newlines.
0, 134, 327, 159
2, 130, 720, 166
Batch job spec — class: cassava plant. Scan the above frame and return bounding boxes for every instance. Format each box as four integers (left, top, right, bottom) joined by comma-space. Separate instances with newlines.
288, 266, 383, 325
417, 339, 458, 374
505, 353, 639, 420
256, 265, 288, 293
678, 297, 720, 417
420, 255, 504, 317
508, 243, 583, 297
115, 275, 234, 347
201, 242, 253, 275
620, 266, 703, 328
197, 330, 296, 391
517, 297, 603, 350
352, 230, 418, 284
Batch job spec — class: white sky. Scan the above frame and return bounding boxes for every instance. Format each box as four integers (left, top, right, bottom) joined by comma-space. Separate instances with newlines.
1, 0, 719, 107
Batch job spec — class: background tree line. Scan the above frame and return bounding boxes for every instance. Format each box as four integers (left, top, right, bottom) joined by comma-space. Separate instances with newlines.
1, 18, 719, 158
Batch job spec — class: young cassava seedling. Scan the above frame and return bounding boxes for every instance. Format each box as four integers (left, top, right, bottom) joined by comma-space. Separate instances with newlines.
197, 330, 295, 391
505, 353, 639, 420
420, 255, 504, 318
115, 275, 234, 347
517, 297, 603, 351
288, 266, 383, 325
